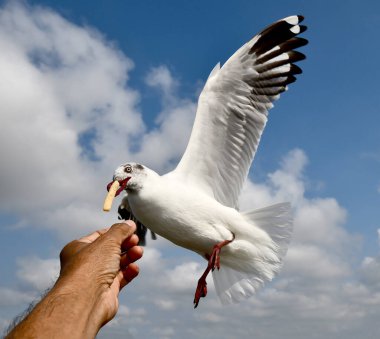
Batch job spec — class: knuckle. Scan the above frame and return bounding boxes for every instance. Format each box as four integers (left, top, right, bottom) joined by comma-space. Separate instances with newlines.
59, 240, 77, 263
134, 265, 140, 274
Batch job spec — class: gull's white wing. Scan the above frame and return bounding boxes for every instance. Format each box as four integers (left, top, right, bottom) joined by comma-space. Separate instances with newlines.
171, 15, 308, 208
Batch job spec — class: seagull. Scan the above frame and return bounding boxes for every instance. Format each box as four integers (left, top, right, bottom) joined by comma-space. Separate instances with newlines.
103, 15, 308, 308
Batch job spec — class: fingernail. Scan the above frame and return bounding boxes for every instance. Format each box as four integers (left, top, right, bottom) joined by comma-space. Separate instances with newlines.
122, 220, 136, 228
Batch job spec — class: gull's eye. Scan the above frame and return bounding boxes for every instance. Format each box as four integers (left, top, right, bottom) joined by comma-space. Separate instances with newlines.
124, 165, 132, 173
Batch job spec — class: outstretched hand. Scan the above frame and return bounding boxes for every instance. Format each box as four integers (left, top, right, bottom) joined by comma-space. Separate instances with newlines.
59, 221, 143, 323
6, 221, 143, 339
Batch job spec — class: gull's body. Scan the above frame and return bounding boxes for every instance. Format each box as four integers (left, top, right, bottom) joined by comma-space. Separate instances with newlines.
127, 173, 236, 252
105, 15, 308, 306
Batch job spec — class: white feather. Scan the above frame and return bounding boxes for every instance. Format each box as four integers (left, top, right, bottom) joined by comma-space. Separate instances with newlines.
173, 18, 304, 208
213, 203, 293, 304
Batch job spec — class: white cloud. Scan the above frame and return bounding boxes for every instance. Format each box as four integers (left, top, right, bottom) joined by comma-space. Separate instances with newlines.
133, 65, 195, 172
0, 256, 60, 334
107, 304, 130, 328
293, 198, 348, 248
0, 2, 138, 215
239, 148, 308, 209
160, 261, 203, 292
145, 65, 178, 99
0, 317, 8, 332
0, 3, 197, 241
153, 299, 176, 311
360, 256, 380, 290
0, 2, 194, 240
152, 326, 175, 339
0, 287, 35, 307
134, 100, 195, 173
16, 256, 60, 292
285, 244, 350, 280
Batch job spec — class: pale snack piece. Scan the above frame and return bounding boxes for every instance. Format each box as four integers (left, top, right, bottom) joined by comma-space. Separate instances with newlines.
103, 181, 120, 211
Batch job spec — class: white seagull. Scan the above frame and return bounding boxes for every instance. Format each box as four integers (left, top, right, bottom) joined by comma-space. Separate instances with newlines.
103, 15, 308, 307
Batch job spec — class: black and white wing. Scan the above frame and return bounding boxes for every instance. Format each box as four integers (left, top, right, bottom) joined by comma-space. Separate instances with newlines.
172, 15, 308, 208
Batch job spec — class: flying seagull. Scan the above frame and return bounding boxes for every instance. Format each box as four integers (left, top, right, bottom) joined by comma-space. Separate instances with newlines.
103, 15, 308, 307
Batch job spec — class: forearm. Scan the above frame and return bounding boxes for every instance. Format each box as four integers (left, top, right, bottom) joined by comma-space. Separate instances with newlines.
6, 277, 103, 339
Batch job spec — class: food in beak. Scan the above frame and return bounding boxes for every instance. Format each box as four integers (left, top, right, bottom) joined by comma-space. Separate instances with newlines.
103, 181, 120, 211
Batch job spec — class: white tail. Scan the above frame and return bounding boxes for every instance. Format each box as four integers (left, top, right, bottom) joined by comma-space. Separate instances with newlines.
212, 202, 293, 304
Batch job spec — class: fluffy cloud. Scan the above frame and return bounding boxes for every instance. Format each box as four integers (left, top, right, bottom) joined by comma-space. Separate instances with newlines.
0, 3, 194, 239
145, 65, 178, 99
0, 2, 130, 224
134, 65, 195, 172
360, 257, 380, 289
0, 287, 35, 307
16, 256, 60, 292
0, 256, 59, 335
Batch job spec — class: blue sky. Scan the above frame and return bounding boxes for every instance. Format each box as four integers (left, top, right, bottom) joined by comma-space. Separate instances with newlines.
0, 0, 380, 338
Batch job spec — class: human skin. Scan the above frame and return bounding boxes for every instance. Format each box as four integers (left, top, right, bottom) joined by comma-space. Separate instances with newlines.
6, 221, 143, 339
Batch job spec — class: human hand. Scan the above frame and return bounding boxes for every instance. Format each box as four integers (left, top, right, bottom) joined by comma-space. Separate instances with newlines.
58, 221, 143, 327
6, 221, 143, 339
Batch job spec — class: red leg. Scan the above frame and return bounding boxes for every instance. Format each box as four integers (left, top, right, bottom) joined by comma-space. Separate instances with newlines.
193, 233, 235, 308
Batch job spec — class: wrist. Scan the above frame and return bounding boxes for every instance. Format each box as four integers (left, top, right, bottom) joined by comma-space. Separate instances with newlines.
57, 244, 123, 328
49, 281, 103, 338
7, 279, 104, 339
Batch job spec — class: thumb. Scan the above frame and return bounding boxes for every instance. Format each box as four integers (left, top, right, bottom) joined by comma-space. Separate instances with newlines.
106, 221, 137, 246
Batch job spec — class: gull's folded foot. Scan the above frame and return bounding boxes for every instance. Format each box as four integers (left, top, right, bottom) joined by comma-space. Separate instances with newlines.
193, 233, 235, 308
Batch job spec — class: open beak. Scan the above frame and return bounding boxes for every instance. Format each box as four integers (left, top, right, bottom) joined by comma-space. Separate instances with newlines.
103, 178, 130, 212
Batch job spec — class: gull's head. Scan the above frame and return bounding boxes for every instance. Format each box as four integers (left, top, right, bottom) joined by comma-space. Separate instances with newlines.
103, 162, 147, 211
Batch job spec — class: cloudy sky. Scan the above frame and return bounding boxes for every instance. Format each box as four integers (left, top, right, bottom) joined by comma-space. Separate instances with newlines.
0, 0, 380, 338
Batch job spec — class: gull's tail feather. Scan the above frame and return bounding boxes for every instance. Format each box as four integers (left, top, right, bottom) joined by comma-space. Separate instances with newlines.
212, 202, 293, 305
213, 266, 263, 305
243, 202, 293, 260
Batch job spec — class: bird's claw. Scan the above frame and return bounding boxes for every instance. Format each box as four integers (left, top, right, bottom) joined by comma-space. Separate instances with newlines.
194, 280, 207, 308
193, 232, 235, 308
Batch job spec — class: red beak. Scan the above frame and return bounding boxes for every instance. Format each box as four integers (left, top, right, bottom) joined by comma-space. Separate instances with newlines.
106, 178, 130, 197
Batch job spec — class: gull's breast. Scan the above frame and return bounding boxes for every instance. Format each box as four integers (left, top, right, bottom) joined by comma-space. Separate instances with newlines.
127, 178, 235, 253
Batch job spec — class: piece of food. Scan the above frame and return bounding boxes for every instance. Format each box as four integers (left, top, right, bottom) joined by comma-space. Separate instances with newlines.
103, 181, 120, 211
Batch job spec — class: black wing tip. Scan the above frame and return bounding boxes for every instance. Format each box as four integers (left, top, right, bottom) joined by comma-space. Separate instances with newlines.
290, 64, 303, 75
287, 74, 297, 85
281, 14, 304, 24
250, 15, 308, 56
298, 25, 308, 34
288, 50, 306, 62
296, 37, 309, 48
